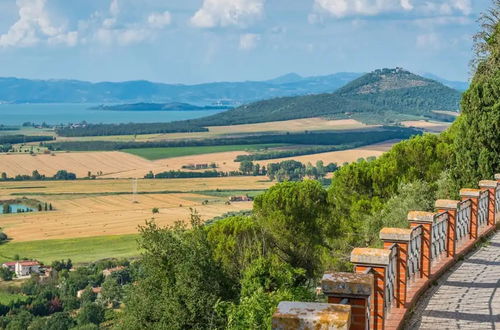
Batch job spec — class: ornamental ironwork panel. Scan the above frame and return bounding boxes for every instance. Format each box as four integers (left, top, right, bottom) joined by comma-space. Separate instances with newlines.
384, 244, 398, 316
456, 199, 472, 243
431, 212, 448, 261
407, 225, 422, 282
478, 190, 489, 229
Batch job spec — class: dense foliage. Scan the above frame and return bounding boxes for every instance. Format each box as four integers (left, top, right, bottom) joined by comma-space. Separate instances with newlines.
451, 3, 500, 188
0, 259, 132, 329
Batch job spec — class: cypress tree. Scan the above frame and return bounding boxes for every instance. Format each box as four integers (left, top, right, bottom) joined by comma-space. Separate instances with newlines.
452, 1, 500, 187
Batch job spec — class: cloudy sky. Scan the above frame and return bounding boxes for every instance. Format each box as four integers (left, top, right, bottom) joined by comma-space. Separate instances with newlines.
0, 0, 492, 84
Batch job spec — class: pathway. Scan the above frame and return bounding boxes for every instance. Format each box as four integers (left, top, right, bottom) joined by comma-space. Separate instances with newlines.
405, 231, 500, 329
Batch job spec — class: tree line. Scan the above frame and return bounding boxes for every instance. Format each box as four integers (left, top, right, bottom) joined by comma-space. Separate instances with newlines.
55, 121, 208, 137
0, 135, 54, 145
0, 170, 77, 181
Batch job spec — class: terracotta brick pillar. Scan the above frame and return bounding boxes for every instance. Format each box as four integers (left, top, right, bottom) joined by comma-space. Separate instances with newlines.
435, 200, 459, 258
479, 180, 498, 227
459, 189, 480, 240
379, 228, 411, 307
407, 212, 434, 279
272, 301, 351, 330
351, 248, 393, 330
322, 272, 373, 330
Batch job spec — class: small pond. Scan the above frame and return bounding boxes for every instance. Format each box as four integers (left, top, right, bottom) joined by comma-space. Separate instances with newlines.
0, 204, 36, 214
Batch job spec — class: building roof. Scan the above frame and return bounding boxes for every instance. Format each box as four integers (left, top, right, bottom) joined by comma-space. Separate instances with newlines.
18, 261, 40, 266
3, 261, 40, 267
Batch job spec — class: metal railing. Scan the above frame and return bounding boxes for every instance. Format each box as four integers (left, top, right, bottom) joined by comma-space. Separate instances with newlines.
363, 267, 373, 330
478, 190, 489, 230
407, 225, 422, 282
431, 212, 448, 262
384, 244, 398, 316
456, 199, 472, 243
496, 186, 500, 215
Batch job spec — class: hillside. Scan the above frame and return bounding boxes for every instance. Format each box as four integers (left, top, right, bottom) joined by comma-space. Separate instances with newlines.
195, 68, 462, 126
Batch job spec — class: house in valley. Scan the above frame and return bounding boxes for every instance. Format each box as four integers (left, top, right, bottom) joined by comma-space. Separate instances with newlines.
2, 260, 41, 277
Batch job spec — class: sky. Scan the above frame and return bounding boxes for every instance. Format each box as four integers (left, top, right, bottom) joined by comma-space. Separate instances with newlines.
0, 0, 493, 84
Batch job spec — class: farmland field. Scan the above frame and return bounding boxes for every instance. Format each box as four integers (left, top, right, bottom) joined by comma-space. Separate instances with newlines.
0, 177, 271, 242
0, 234, 140, 264
122, 144, 285, 160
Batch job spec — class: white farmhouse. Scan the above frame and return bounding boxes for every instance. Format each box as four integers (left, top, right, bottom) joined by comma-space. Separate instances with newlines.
2, 261, 41, 277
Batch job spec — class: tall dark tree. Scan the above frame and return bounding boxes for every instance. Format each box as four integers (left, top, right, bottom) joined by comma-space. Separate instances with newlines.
452, 1, 500, 186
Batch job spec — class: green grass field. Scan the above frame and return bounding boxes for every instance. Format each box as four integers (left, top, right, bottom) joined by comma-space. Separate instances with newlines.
0, 234, 140, 265
0, 291, 28, 304
122, 144, 285, 160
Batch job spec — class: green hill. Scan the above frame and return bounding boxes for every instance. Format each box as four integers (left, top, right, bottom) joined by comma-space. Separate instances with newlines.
196, 68, 461, 126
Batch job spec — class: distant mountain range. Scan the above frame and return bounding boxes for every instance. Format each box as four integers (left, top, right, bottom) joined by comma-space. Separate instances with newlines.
193, 68, 462, 126
0, 71, 467, 105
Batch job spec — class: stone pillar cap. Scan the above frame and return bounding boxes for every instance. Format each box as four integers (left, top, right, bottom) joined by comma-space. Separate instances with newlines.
435, 199, 459, 210
495, 174, 500, 180
460, 188, 481, 198
272, 301, 351, 330
480, 180, 499, 189
351, 248, 392, 266
408, 211, 435, 223
379, 227, 412, 241
321, 272, 373, 297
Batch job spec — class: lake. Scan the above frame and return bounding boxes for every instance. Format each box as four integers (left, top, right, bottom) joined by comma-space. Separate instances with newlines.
0, 103, 225, 125
0, 203, 36, 214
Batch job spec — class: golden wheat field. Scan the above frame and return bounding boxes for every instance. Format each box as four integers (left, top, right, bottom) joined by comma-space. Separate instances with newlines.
0, 177, 271, 242
255, 140, 398, 168
0, 139, 398, 179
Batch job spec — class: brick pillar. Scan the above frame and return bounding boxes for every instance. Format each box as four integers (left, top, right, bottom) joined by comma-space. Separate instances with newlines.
321, 272, 373, 330
407, 211, 434, 279
479, 180, 498, 227
460, 189, 480, 240
351, 248, 393, 330
435, 200, 459, 258
272, 301, 351, 330
379, 228, 411, 307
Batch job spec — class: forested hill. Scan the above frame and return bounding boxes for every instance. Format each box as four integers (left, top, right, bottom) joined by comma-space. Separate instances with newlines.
194, 68, 462, 126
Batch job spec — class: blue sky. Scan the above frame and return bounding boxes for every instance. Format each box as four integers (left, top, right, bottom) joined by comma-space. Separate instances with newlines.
0, 0, 492, 84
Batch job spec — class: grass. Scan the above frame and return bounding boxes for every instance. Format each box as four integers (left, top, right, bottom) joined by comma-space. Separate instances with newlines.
122, 144, 285, 160
0, 234, 140, 265
0, 291, 28, 304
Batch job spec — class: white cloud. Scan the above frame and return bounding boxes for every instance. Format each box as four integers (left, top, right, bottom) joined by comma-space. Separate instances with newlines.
312, 0, 472, 19
191, 0, 265, 28
312, 0, 413, 18
239, 33, 260, 50
0, 0, 76, 48
0, 0, 175, 48
148, 11, 172, 29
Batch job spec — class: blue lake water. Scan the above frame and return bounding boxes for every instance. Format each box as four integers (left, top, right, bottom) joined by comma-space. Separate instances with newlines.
0, 103, 224, 125
0, 204, 36, 214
